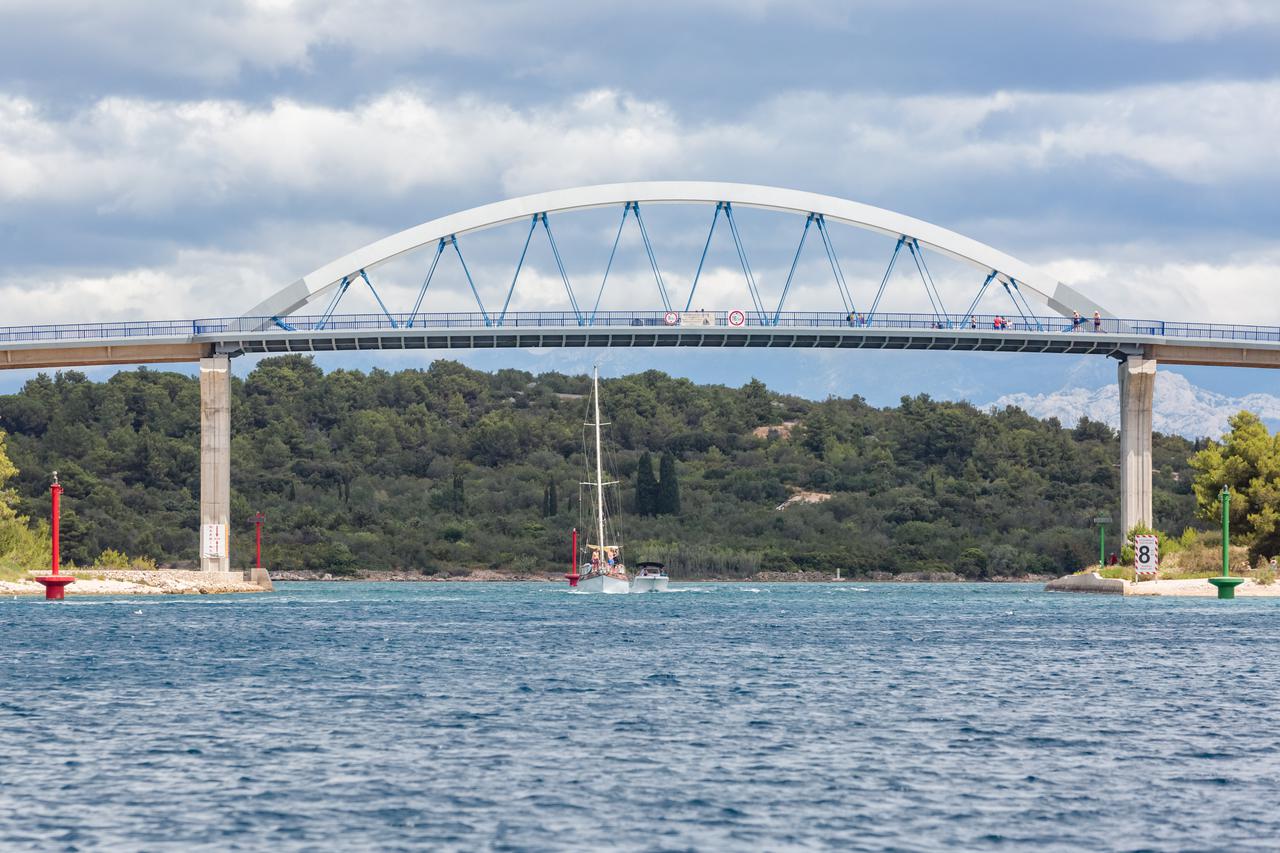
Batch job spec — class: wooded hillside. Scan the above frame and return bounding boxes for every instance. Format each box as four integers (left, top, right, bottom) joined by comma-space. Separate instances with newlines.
0, 357, 1200, 578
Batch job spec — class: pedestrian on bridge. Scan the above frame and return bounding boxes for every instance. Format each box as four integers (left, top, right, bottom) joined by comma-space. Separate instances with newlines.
1093, 310, 1102, 332
1072, 310, 1082, 331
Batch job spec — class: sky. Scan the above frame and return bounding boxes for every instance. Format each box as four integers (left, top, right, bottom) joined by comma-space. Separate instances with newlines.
1, 0, 1279, 410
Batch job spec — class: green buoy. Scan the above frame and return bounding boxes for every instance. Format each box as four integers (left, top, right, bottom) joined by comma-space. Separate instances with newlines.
1208, 485, 1244, 599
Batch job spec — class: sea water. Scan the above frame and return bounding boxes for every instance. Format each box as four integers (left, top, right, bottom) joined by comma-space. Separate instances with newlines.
3, 582, 1279, 851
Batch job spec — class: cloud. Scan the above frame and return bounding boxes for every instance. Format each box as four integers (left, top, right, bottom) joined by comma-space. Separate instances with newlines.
4, 79, 1279, 213
4, 1, 1275, 91
2, 79, 1280, 328
1096, 0, 1280, 40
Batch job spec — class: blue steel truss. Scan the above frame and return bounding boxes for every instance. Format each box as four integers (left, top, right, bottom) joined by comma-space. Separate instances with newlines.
591, 202, 671, 325
277, 200, 1082, 333
685, 202, 767, 321
499, 213, 583, 326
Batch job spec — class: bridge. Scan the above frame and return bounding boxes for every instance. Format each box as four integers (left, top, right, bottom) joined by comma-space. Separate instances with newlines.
3, 181, 1277, 573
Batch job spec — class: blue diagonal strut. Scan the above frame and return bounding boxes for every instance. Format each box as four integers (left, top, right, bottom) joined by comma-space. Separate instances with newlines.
722, 202, 766, 321
867, 236, 906, 323
961, 271, 998, 328
316, 275, 353, 331
772, 213, 815, 325
407, 238, 449, 328
1003, 277, 1042, 331
358, 270, 398, 328
815, 214, 855, 316
539, 213, 583, 325
591, 204, 632, 326
449, 235, 490, 326
907, 239, 947, 325
684, 202, 724, 312
497, 215, 540, 326
630, 202, 672, 313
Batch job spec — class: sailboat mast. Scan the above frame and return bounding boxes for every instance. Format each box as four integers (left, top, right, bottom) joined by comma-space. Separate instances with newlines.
593, 367, 607, 552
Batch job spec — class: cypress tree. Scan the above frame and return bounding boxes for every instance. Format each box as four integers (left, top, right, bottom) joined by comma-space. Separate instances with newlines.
635, 452, 657, 516
452, 474, 465, 514
548, 480, 558, 516
656, 451, 680, 515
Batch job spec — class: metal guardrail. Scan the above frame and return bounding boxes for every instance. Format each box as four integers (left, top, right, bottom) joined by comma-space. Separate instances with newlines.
2, 311, 1280, 345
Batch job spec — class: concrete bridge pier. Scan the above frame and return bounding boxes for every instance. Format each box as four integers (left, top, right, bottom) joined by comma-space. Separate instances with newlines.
1119, 355, 1156, 535
199, 355, 231, 574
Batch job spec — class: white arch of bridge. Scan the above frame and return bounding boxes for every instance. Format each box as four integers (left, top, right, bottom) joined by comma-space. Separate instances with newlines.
241, 181, 1110, 328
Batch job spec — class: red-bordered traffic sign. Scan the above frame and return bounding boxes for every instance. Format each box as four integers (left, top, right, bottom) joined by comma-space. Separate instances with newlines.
663, 311, 679, 325
727, 309, 746, 327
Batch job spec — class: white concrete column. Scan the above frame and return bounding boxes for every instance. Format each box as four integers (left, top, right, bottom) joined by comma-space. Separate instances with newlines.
200, 355, 231, 573
1118, 356, 1156, 535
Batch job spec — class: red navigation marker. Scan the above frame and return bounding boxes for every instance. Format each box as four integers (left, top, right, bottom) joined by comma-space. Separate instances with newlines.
565, 527, 581, 587
35, 473, 74, 600
251, 512, 266, 569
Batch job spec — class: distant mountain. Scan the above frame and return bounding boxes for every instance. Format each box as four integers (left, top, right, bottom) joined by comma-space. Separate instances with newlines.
992, 371, 1280, 439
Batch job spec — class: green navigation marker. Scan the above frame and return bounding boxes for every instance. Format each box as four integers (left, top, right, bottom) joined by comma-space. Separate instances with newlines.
1093, 515, 1111, 568
1209, 485, 1244, 599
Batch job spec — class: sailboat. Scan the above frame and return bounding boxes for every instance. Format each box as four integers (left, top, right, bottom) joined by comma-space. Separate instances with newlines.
575, 368, 630, 593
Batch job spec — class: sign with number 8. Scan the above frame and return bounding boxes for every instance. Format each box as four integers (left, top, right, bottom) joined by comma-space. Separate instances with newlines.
1134, 534, 1159, 576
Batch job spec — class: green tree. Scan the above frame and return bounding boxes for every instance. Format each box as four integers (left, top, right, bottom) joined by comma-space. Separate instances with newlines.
0, 429, 47, 579
451, 474, 466, 514
656, 451, 681, 515
799, 410, 831, 459
634, 452, 657, 516
740, 378, 774, 426
0, 429, 17, 513
542, 479, 559, 517
1190, 411, 1280, 559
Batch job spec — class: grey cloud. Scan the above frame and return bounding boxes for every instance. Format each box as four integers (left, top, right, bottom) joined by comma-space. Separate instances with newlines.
3, 1, 1278, 111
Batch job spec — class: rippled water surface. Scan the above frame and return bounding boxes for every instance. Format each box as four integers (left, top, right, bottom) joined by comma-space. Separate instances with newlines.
3, 582, 1280, 851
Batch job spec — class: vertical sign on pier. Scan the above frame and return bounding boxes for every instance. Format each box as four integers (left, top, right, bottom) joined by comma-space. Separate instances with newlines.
201, 523, 227, 560
1134, 534, 1158, 579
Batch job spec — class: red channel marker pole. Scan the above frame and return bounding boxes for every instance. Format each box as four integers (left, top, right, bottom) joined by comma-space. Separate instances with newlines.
36, 474, 75, 600
252, 512, 265, 569
565, 527, 580, 587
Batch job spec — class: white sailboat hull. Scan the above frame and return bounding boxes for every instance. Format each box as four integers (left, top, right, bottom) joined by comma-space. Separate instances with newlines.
576, 574, 630, 594
629, 575, 669, 593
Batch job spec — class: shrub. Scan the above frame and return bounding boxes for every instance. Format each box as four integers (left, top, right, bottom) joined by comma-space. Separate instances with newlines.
1098, 566, 1135, 581
438, 522, 467, 543
1254, 556, 1276, 586
510, 554, 541, 575
130, 555, 158, 571
93, 548, 129, 569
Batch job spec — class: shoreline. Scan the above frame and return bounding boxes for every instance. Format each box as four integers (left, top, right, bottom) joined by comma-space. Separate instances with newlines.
0, 569, 267, 596
0, 568, 1057, 595
270, 569, 1054, 584
1046, 571, 1280, 597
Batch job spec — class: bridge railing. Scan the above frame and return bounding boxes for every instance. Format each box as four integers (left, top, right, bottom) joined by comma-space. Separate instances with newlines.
4, 311, 1280, 344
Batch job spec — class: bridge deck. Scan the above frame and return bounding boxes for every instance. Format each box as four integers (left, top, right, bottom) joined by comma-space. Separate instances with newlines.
2, 311, 1280, 370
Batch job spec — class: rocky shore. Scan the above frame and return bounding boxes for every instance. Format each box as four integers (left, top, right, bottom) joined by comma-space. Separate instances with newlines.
1046, 571, 1280, 597
0, 569, 267, 596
